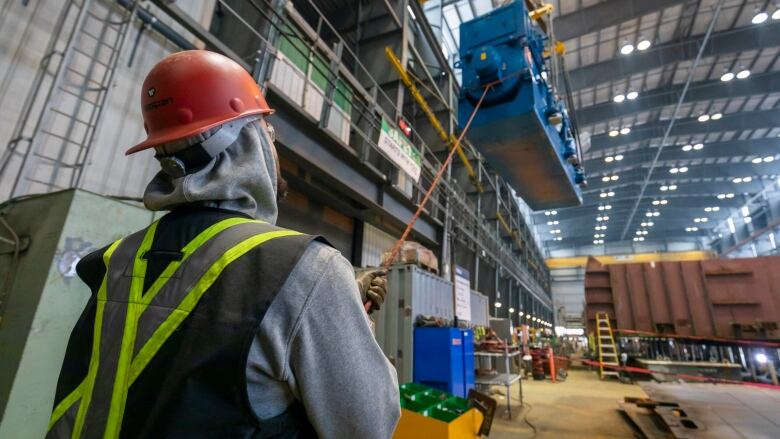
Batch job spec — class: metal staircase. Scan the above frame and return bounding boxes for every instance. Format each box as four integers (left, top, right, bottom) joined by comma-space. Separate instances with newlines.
595, 311, 620, 379
0, 0, 135, 199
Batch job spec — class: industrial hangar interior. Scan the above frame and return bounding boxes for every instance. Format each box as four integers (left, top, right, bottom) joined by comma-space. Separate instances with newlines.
1, 0, 780, 438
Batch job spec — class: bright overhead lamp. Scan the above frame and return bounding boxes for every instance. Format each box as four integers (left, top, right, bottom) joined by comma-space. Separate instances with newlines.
494, 301, 502, 308
720, 72, 735, 82
752, 157, 763, 164
682, 144, 693, 151
613, 94, 625, 103
727, 193, 735, 198
698, 114, 710, 122
763, 156, 774, 162
710, 113, 722, 120
600, 192, 607, 198
660, 185, 669, 191
605, 156, 614, 163
615, 154, 624, 161
626, 91, 639, 100
602, 176, 610, 182
736, 69, 751, 79
637, 40, 651, 51
508, 307, 515, 313
611, 175, 619, 181
620, 127, 631, 135
679, 166, 688, 173
752, 11, 769, 24
609, 130, 620, 137
693, 143, 704, 150
620, 43, 634, 55
670, 168, 679, 174
773, 9, 780, 20
733, 177, 743, 183
743, 176, 753, 182
745, 216, 752, 224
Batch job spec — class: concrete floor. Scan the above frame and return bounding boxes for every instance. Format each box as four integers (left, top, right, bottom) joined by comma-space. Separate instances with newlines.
488, 369, 647, 438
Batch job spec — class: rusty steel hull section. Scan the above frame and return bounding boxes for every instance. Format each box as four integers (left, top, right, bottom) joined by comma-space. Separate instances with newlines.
585, 256, 780, 339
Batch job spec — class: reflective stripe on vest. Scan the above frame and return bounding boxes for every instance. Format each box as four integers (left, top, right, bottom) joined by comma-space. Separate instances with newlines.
47, 218, 302, 438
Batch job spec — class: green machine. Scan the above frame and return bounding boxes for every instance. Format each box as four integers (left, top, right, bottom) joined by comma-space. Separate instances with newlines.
0, 189, 156, 438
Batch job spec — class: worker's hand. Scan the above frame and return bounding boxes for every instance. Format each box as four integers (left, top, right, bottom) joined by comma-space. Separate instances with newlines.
355, 269, 387, 313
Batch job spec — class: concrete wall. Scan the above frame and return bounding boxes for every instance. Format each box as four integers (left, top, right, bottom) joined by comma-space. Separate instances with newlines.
0, 0, 214, 200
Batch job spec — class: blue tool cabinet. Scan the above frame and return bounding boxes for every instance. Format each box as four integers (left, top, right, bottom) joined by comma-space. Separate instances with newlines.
413, 327, 475, 398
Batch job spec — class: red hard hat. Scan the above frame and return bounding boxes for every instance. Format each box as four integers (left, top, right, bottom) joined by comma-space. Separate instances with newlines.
126, 50, 273, 155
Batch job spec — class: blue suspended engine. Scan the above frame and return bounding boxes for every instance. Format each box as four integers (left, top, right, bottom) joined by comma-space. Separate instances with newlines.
458, 1, 585, 209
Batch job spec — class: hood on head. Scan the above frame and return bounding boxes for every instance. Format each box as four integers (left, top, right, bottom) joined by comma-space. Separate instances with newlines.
143, 117, 279, 223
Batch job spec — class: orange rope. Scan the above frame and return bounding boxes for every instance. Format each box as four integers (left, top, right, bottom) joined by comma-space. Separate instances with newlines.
364, 84, 492, 312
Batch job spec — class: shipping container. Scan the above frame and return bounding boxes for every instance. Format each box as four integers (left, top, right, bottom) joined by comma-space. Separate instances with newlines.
585, 256, 780, 340
374, 264, 491, 382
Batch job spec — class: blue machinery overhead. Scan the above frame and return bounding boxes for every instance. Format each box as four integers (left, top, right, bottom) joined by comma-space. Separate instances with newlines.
458, 1, 585, 210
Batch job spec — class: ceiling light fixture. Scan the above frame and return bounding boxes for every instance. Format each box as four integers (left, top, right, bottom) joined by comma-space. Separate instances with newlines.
710, 113, 722, 120
611, 175, 619, 181
602, 176, 610, 182
752, 10, 769, 24
669, 184, 677, 190
773, 8, 780, 20
763, 156, 774, 162
736, 69, 751, 79
693, 143, 704, 150
620, 43, 634, 55
615, 154, 624, 161
682, 144, 693, 151
620, 127, 631, 135
613, 94, 625, 103
605, 156, 614, 163
679, 166, 688, 173
609, 129, 619, 137
698, 114, 710, 122
720, 72, 735, 82
752, 157, 763, 164
626, 91, 639, 100
637, 40, 651, 51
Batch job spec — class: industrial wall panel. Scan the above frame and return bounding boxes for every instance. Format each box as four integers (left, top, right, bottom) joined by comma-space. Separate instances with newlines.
361, 222, 397, 267
585, 257, 780, 339
0, 189, 155, 438
469, 291, 490, 327
269, 52, 350, 145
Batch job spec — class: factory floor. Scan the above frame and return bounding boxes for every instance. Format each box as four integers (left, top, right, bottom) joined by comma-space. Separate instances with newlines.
489, 368, 647, 438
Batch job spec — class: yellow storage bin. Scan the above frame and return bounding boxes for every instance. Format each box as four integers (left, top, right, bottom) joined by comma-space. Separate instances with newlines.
393, 383, 484, 439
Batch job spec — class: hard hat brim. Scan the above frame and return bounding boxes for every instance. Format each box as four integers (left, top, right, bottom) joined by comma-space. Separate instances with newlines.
125, 108, 273, 155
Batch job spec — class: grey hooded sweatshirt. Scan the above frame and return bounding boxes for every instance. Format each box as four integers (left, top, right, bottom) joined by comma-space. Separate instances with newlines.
142, 118, 401, 438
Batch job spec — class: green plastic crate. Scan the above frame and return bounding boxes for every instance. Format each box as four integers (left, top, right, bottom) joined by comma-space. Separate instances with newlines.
398, 383, 473, 424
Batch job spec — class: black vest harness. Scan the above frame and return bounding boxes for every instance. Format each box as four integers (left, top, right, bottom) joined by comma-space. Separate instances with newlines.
47, 217, 319, 438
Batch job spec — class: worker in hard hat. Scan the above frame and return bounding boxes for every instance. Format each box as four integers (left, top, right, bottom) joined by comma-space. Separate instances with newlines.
46, 50, 400, 439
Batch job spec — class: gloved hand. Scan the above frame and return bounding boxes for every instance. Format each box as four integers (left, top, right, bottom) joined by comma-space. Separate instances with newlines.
355, 269, 388, 313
